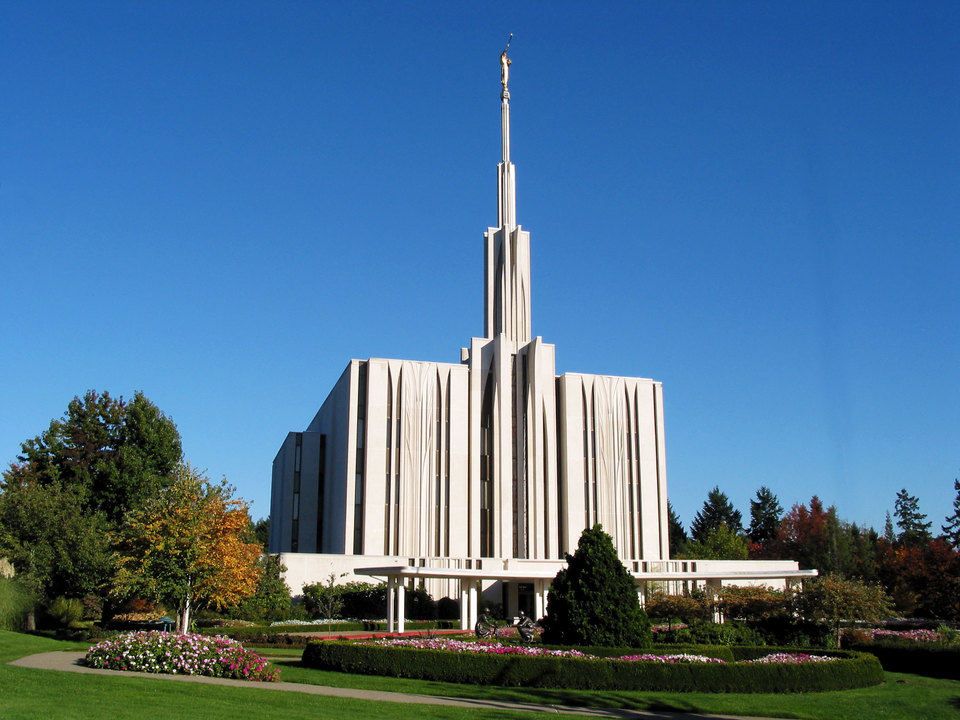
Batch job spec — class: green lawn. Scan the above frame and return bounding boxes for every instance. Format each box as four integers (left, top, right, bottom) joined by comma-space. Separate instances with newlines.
3, 631, 960, 720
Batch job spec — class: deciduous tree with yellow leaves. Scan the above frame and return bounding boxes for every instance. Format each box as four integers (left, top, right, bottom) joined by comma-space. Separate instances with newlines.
112, 463, 262, 631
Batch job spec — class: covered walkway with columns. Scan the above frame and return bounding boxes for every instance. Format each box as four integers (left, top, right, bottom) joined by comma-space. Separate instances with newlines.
355, 563, 818, 634
355, 565, 552, 634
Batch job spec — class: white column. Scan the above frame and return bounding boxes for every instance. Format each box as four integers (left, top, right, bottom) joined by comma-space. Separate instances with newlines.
386, 578, 396, 633
396, 582, 406, 634
468, 582, 479, 629
534, 580, 546, 621
460, 582, 470, 631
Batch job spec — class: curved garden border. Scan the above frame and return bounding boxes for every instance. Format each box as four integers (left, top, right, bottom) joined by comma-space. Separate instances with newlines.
302, 639, 883, 693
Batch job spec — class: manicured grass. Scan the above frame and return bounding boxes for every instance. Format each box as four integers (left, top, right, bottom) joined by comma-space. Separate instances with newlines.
3, 631, 960, 720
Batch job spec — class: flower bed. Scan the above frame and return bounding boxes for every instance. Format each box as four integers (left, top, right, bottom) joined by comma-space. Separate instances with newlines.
742, 652, 835, 664
302, 639, 882, 692
374, 637, 835, 665
84, 631, 280, 681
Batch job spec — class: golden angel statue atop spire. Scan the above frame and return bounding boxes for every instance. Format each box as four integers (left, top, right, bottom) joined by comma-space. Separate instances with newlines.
500, 34, 513, 88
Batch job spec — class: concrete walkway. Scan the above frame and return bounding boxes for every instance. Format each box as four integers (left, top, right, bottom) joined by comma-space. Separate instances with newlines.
9, 651, 780, 720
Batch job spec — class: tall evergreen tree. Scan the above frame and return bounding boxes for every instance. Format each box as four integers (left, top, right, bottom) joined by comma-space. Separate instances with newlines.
667, 501, 688, 557
847, 523, 881, 582
894, 488, 931, 546
748, 486, 783, 545
690, 486, 743, 541
941, 478, 960, 547
252, 517, 271, 553
819, 508, 855, 577
883, 511, 896, 543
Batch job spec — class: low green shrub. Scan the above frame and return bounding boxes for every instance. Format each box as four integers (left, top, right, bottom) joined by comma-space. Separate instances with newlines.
935, 623, 959, 643
747, 617, 833, 648
46, 597, 85, 628
654, 620, 766, 646
302, 639, 882, 692
51, 624, 99, 641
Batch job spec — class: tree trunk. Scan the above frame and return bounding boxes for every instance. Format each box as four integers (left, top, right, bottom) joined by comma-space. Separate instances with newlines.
181, 582, 192, 633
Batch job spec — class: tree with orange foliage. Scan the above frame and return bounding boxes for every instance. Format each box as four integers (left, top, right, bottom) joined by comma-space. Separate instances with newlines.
112, 463, 262, 631
876, 536, 960, 620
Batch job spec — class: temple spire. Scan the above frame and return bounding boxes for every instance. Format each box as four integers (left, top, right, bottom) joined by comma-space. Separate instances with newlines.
484, 36, 531, 344
498, 37, 516, 229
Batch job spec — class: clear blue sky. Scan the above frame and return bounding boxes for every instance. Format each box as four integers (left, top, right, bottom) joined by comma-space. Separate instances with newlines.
2, 2, 958, 536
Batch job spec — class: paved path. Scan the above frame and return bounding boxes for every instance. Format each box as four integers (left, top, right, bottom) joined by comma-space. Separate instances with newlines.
9, 651, 780, 720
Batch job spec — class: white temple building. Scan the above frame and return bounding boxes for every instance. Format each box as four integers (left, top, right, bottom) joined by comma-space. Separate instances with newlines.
270, 48, 814, 631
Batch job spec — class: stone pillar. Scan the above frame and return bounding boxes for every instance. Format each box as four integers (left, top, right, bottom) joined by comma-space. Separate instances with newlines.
396, 581, 406, 634
468, 582, 479, 629
386, 578, 396, 633
534, 580, 546, 621
460, 582, 470, 631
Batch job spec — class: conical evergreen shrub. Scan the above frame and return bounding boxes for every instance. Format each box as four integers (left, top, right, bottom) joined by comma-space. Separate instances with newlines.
541, 524, 652, 647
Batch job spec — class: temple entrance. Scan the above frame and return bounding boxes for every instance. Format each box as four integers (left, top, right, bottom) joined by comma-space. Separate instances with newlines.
517, 582, 534, 617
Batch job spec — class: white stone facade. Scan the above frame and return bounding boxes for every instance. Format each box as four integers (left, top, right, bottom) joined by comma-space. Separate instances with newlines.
270, 52, 813, 615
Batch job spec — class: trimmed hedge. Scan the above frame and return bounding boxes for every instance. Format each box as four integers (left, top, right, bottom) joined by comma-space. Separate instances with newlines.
301, 640, 883, 692
845, 641, 960, 680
